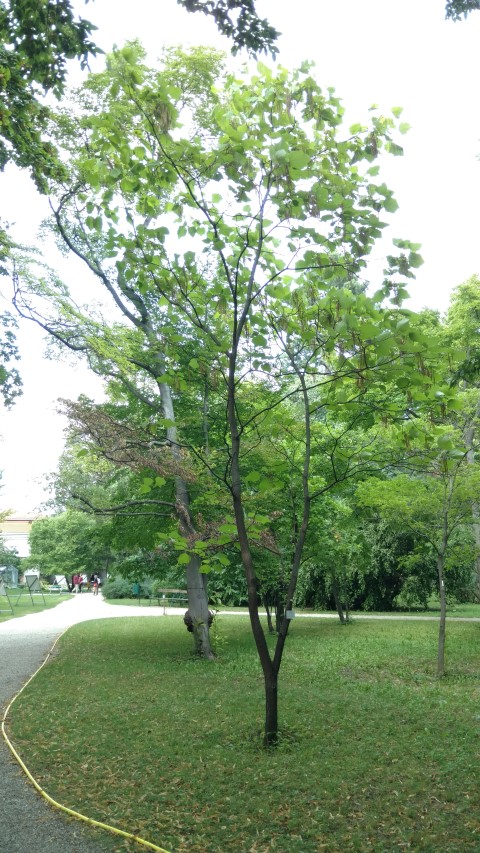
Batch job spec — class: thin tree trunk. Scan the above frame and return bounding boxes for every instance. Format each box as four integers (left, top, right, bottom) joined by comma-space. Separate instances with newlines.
202, 376, 210, 456
264, 598, 275, 634
275, 593, 285, 634
332, 577, 346, 624
437, 552, 447, 678
227, 348, 281, 743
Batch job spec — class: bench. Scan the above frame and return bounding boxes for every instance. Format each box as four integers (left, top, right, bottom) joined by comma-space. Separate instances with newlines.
148, 588, 188, 613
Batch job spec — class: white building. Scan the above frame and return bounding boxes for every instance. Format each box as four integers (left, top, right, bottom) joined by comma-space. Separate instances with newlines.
0, 516, 38, 559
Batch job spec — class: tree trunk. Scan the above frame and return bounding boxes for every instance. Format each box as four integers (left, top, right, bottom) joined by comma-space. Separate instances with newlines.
332, 572, 347, 625
185, 556, 215, 659
264, 598, 275, 634
159, 379, 213, 659
437, 552, 446, 678
264, 667, 279, 747
332, 577, 346, 624
275, 593, 285, 634
464, 417, 480, 601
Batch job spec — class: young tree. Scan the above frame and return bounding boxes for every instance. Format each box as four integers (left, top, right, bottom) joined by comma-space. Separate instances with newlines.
447, 275, 480, 599
357, 444, 480, 677
14, 46, 443, 742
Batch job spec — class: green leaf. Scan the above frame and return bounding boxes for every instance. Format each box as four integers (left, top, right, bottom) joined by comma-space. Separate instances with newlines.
384, 197, 399, 213
219, 523, 237, 534
409, 252, 424, 268
177, 553, 191, 565
289, 150, 310, 170
437, 435, 454, 451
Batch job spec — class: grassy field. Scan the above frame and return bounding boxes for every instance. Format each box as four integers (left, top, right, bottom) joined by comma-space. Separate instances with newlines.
7, 615, 480, 853
0, 590, 71, 622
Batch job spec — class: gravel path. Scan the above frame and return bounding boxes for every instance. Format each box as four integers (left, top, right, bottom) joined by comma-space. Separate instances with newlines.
0, 594, 167, 853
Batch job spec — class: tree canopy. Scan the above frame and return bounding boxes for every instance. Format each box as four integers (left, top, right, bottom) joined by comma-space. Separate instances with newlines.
0, 0, 99, 187
445, 0, 480, 19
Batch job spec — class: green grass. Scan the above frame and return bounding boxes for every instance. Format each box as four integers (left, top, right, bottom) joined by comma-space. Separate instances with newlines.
8, 616, 480, 853
0, 590, 72, 622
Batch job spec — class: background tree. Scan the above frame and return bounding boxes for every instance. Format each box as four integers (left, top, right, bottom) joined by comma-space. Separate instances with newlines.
0, 537, 20, 570
49, 413, 193, 589
446, 275, 480, 599
177, 0, 279, 55
357, 441, 480, 677
0, 0, 99, 187
445, 0, 480, 19
26, 509, 111, 581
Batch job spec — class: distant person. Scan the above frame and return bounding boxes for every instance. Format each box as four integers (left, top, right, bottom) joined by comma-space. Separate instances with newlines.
92, 577, 99, 596
73, 574, 81, 594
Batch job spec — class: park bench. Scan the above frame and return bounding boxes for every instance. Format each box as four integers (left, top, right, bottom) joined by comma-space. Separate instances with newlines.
148, 588, 188, 613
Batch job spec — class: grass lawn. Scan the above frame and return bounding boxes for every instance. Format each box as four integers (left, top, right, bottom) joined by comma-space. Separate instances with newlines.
7, 615, 480, 853
0, 590, 72, 622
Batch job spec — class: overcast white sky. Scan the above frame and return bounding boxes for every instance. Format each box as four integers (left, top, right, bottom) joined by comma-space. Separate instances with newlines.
1, 0, 480, 514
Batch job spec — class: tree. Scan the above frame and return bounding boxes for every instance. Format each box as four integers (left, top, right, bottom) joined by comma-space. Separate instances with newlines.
14, 46, 445, 743
445, 1, 480, 19
0, 0, 99, 187
447, 276, 480, 600
177, 0, 279, 56
27, 509, 111, 580
0, 537, 20, 570
358, 443, 480, 677
50, 409, 195, 585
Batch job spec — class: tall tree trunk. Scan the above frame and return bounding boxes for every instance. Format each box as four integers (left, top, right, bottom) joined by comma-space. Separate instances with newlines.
159, 379, 214, 659
332, 577, 346, 624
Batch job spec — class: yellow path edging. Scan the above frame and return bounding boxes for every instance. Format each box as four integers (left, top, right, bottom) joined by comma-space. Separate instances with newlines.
1, 628, 172, 853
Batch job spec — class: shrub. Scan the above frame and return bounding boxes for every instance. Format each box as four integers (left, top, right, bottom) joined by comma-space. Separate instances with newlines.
102, 576, 133, 599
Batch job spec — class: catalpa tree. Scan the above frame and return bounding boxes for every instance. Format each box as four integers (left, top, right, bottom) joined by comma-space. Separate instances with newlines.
14, 45, 444, 743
